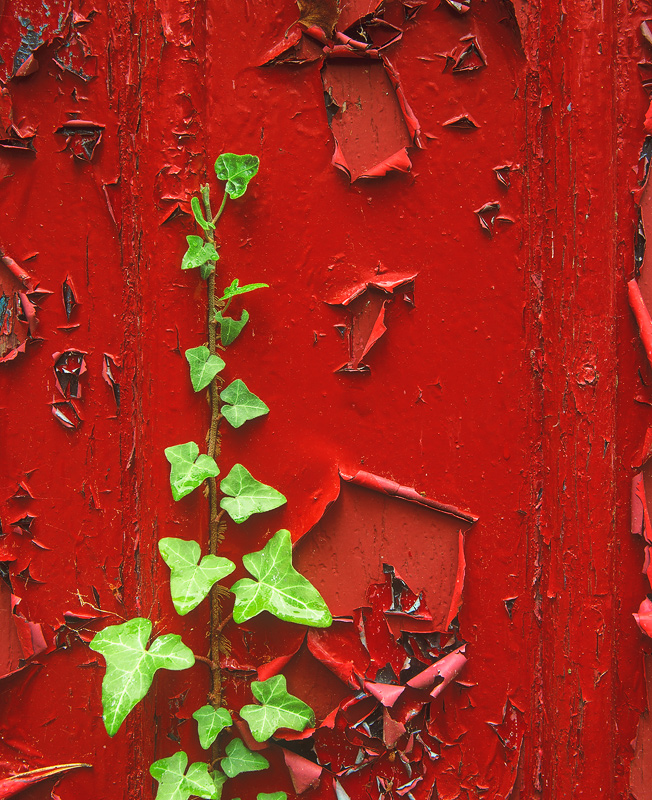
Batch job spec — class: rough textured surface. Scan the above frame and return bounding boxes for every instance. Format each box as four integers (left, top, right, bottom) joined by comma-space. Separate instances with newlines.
0, 0, 646, 798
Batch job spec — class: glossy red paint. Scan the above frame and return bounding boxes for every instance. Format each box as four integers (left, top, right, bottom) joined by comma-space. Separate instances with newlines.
0, 0, 648, 798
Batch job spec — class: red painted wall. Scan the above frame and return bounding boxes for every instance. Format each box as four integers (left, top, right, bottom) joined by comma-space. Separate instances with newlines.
0, 0, 648, 797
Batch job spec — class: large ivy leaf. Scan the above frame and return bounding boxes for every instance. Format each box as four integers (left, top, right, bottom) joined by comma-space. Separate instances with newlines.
182, 236, 219, 272
220, 739, 269, 778
218, 279, 269, 304
191, 196, 215, 232
150, 752, 219, 800
185, 346, 225, 392
231, 529, 332, 627
240, 675, 315, 741
220, 464, 286, 524
215, 309, 249, 346
220, 380, 269, 429
165, 442, 219, 501
214, 154, 260, 199
159, 538, 235, 616
192, 705, 233, 749
89, 618, 195, 736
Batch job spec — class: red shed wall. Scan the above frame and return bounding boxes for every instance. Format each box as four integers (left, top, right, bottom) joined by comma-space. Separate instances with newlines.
0, 0, 648, 798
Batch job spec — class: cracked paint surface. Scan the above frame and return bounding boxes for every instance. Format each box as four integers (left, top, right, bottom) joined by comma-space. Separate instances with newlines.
0, 0, 644, 798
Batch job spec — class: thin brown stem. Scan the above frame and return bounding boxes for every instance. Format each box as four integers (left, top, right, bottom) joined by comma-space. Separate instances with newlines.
215, 612, 233, 634
201, 184, 226, 712
194, 654, 219, 670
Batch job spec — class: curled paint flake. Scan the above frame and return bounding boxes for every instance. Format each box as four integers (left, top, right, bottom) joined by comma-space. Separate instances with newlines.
53, 350, 87, 399
321, 57, 422, 181
62, 276, 77, 320
642, 20, 652, 49
448, 35, 487, 73
102, 353, 121, 411
0, 763, 91, 796
0, 124, 36, 153
474, 201, 514, 237
10, 514, 36, 536
51, 400, 82, 430
10, 481, 34, 502
55, 120, 104, 161
53, 29, 98, 81
443, 0, 471, 12
328, 272, 417, 372
0, 253, 49, 363
494, 163, 513, 187
442, 113, 479, 130
13, 17, 47, 76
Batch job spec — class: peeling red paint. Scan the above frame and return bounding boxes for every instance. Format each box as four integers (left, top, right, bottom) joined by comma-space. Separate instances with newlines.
0, 0, 645, 796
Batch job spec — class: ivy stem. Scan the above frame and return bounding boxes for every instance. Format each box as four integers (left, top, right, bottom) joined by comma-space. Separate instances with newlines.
212, 192, 227, 226
194, 654, 219, 670
201, 184, 226, 713
215, 612, 233, 634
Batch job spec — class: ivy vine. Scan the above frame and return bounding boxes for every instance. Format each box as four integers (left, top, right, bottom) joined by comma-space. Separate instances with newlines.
89, 154, 332, 798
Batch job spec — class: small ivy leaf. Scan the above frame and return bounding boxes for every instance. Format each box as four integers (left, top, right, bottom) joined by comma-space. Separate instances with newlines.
258, 793, 288, 800
192, 705, 233, 749
213, 771, 228, 799
218, 279, 269, 304
220, 464, 286, 524
150, 751, 219, 800
182, 236, 219, 271
220, 380, 269, 429
89, 619, 195, 737
221, 738, 269, 778
215, 309, 249, 347
200, 262, 215, 280
214, 153, 260, 199
185, 346, 226, 392
191, 196, 215, 232
240, 674, 315, 742
231, 529, 332, 628
165, 442, 219, 501
159, 539, 235, 616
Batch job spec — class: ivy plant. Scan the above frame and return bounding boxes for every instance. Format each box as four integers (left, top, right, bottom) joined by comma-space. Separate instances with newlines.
232, 529, 332, 627
158, 539, 235, 616
150, 752, 225, 800
240, 675, 315, 741
89, 618, 195, 736
193, 706, 233, 750
89, 154, 332, 799
221, 739, 270, 778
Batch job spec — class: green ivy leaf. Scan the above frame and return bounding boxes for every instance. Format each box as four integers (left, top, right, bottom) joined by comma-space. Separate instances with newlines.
221, 739, 269, 778
240, 675, 315, 741
165, 442, 219, 501
191, 196, 215, 232
182, 236, 219, 272
232, 529, 332, 628
214, 154, 260, 199
218, 279, 269, 304
89, 618, 195, 737
185, 346, 226, 392
220, 464, 286, 524
159, 539, 235, 616
215, 309, 249, 346
220, 380, 269, 429
150, 752, 220, 800
212, 771, 227, 799
258, 793, 288, 800
192, 705, 233, 749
